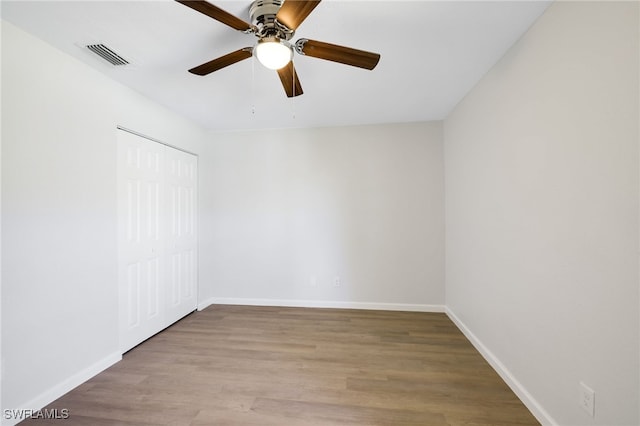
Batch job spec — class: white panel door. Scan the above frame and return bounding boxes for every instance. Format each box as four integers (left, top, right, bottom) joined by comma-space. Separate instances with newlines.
117, 130, 197, 353
164, 147, 198, 324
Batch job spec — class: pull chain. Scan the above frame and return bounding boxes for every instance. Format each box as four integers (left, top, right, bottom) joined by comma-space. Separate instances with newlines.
251, 54, 256, 115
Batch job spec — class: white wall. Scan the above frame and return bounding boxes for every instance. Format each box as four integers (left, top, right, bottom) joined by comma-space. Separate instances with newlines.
444, 2, 639, 425
1, 21, 206, 420
200, 122, 444, 311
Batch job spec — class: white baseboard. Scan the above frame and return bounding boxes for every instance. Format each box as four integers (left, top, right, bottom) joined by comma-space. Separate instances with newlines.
198, 297, 445, 313
2, 352, 122, 426
445, 307, 556, 426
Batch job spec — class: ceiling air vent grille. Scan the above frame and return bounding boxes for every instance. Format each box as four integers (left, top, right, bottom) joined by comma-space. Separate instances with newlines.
86, 44, 129, 66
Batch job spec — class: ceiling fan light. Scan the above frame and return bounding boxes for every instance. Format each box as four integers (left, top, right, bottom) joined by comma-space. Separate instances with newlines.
255, 37, 293, 70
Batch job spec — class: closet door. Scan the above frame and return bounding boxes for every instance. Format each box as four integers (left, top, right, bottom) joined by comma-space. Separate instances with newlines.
117, 131, 166, 352
165, 148, 198, 324
117, 130, 197, 353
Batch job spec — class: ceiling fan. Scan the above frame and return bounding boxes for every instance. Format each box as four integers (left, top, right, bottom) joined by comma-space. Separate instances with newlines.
176, 0, 381, 97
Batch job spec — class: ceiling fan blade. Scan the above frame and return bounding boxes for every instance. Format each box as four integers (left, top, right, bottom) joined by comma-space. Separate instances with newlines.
276, 0, 321, 31
277, 61, 303, 97
176, 0, 253, 32
189, 48, 253, 75
296, 38, 380, 70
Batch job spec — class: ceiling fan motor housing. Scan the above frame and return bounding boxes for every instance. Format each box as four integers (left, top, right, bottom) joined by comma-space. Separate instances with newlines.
250, 0, 293, 40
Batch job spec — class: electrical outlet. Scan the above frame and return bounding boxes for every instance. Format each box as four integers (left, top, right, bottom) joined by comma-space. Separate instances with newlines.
579, 382, 595, 417
333, 276, 341, 287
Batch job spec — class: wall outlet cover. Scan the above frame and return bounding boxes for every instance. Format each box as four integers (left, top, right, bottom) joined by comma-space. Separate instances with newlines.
579, 382, 595, 417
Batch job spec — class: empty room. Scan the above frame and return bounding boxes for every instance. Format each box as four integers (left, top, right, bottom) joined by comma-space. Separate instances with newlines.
1, 1, 638, 425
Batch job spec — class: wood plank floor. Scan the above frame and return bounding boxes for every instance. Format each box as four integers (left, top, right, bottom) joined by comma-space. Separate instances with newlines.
21, 305, 539, 425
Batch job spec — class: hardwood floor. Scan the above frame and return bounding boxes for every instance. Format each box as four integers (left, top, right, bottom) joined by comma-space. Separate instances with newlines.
22, 305, 539, 425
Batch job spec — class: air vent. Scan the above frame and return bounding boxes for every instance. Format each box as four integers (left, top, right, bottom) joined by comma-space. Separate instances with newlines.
86, 44, 129, 66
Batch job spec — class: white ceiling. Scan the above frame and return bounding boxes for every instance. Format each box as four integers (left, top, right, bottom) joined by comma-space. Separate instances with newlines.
1, 0, 550, 132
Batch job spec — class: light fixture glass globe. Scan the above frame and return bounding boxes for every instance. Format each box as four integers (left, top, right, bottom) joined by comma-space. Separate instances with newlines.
255, 37, 293, 70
